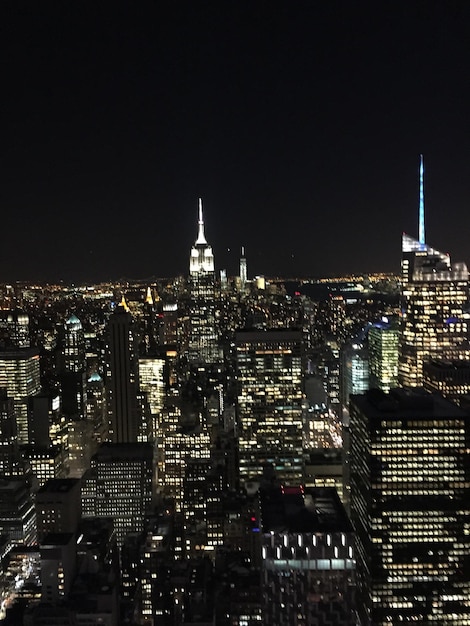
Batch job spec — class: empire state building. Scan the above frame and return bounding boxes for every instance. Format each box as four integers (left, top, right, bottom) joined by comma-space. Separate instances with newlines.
188, 199, 220, 364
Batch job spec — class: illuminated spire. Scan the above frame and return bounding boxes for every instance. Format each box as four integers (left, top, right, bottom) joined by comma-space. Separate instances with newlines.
419, 154, 425, 246
145, 287, 153, 306
119, 295, 129, 312
195, 197, 207, 245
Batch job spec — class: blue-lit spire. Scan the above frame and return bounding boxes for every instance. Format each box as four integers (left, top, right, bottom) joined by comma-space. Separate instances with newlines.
418, 154, 425, 246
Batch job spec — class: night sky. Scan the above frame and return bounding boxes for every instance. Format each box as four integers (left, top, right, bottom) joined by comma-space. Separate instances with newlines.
1, 1, 469, 282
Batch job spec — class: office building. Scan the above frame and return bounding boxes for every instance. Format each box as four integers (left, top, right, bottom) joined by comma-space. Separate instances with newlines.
140, 286, 158, 354
138, 353, 166, 437
160, 302, 178, 346
349, 388, 470, 625
368, 319, 399, 392
71, 517, 120, 625
22, 445, 65, 487
36, 478, 81, 543
28, 392, 66, 449
0, 389, 23, 476
63, 314, 85, 374
81, 442, 154, 547
235, 329, 304, 485
160, 401, 211, 512
423, 358, 470, 407
399, 233, 469, 387
260, 485, 356, 625
188, 198, 220, 364
60, 314, 87, 422
106, 299, 143, 443
86, 371, 108, 443
0, 477, 36, 545
0, 347, 41, 443
139, 513, 173, 624
40, 532, 76, 603
0, 309, 30, 348
399, 160, 469, 386
340, 337, 369, 410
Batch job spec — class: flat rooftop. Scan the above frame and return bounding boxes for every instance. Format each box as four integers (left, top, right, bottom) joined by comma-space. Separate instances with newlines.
38, 478, 80, 495
92, 442, 154, 461
260, 486, 351, 534
351, 388, 468, 421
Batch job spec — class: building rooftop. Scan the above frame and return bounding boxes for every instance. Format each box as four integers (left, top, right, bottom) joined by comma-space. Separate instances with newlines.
351, 388, 467, 420
87, 371, 102, 382
235, 328, 303, 343
92, 442, 154, 462
424, 359, 470, 372
37, 478, 80, 495
41, 532, 75, 547
260, 486, 352, 534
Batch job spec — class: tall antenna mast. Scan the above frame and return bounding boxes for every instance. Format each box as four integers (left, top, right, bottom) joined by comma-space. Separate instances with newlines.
418, 154, 425, 246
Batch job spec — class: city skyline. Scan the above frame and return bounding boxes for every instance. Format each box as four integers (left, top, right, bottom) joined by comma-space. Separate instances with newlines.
1, 2, 469, 282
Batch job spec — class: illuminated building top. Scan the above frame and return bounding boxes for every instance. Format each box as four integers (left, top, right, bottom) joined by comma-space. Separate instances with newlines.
195, 197, 207, 245
145, 287, 153, 306
190, 198, 214, 274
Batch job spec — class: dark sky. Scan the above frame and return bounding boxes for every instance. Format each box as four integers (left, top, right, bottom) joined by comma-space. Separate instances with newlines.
1, 1, 469, 282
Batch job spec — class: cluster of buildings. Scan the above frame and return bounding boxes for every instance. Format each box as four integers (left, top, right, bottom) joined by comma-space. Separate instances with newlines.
0, 170, 469, 625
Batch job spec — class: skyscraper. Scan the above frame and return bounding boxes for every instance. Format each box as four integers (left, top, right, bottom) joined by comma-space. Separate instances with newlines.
0, 310, 30, 348
260, 486, 356, 625
368, 319, 399, 392
81, 442, 154, 547
188, 199, 220, 364
399, 157, 469, 387
0, 389, 23, 476
106, 299, 143, 443
63, 314, 85, 374
349, 388, 470, 625
138, 352, 166, 438
423, 358, 470, 406
235, 329, 304, 485
0, 347, 41, 443
399, 233, 469, 387
61, 314, 87, 420
340, 337, 369, 410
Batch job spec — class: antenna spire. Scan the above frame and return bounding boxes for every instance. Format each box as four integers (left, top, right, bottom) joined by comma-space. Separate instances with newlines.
196, 197, 207, 245
419, 154, 425, 246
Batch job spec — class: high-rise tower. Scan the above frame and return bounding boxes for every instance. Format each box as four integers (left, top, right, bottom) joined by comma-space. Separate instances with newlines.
399, 158, 469, 387
61, 314, 87, 420
0, 347, 41, 443
188, 198, 220, 364
368, 319, 399, 392
350, 388, 470, 624
106, 298, 142, 443
235, 329, 304, 485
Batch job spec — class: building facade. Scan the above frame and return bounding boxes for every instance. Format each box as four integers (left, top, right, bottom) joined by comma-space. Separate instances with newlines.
349, 388, 470, 625
235, 329, 304, 485
368, 319, 399, 392
399, 233, 469, 387
0, 347, 41, 443
188, 199, 220, 364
